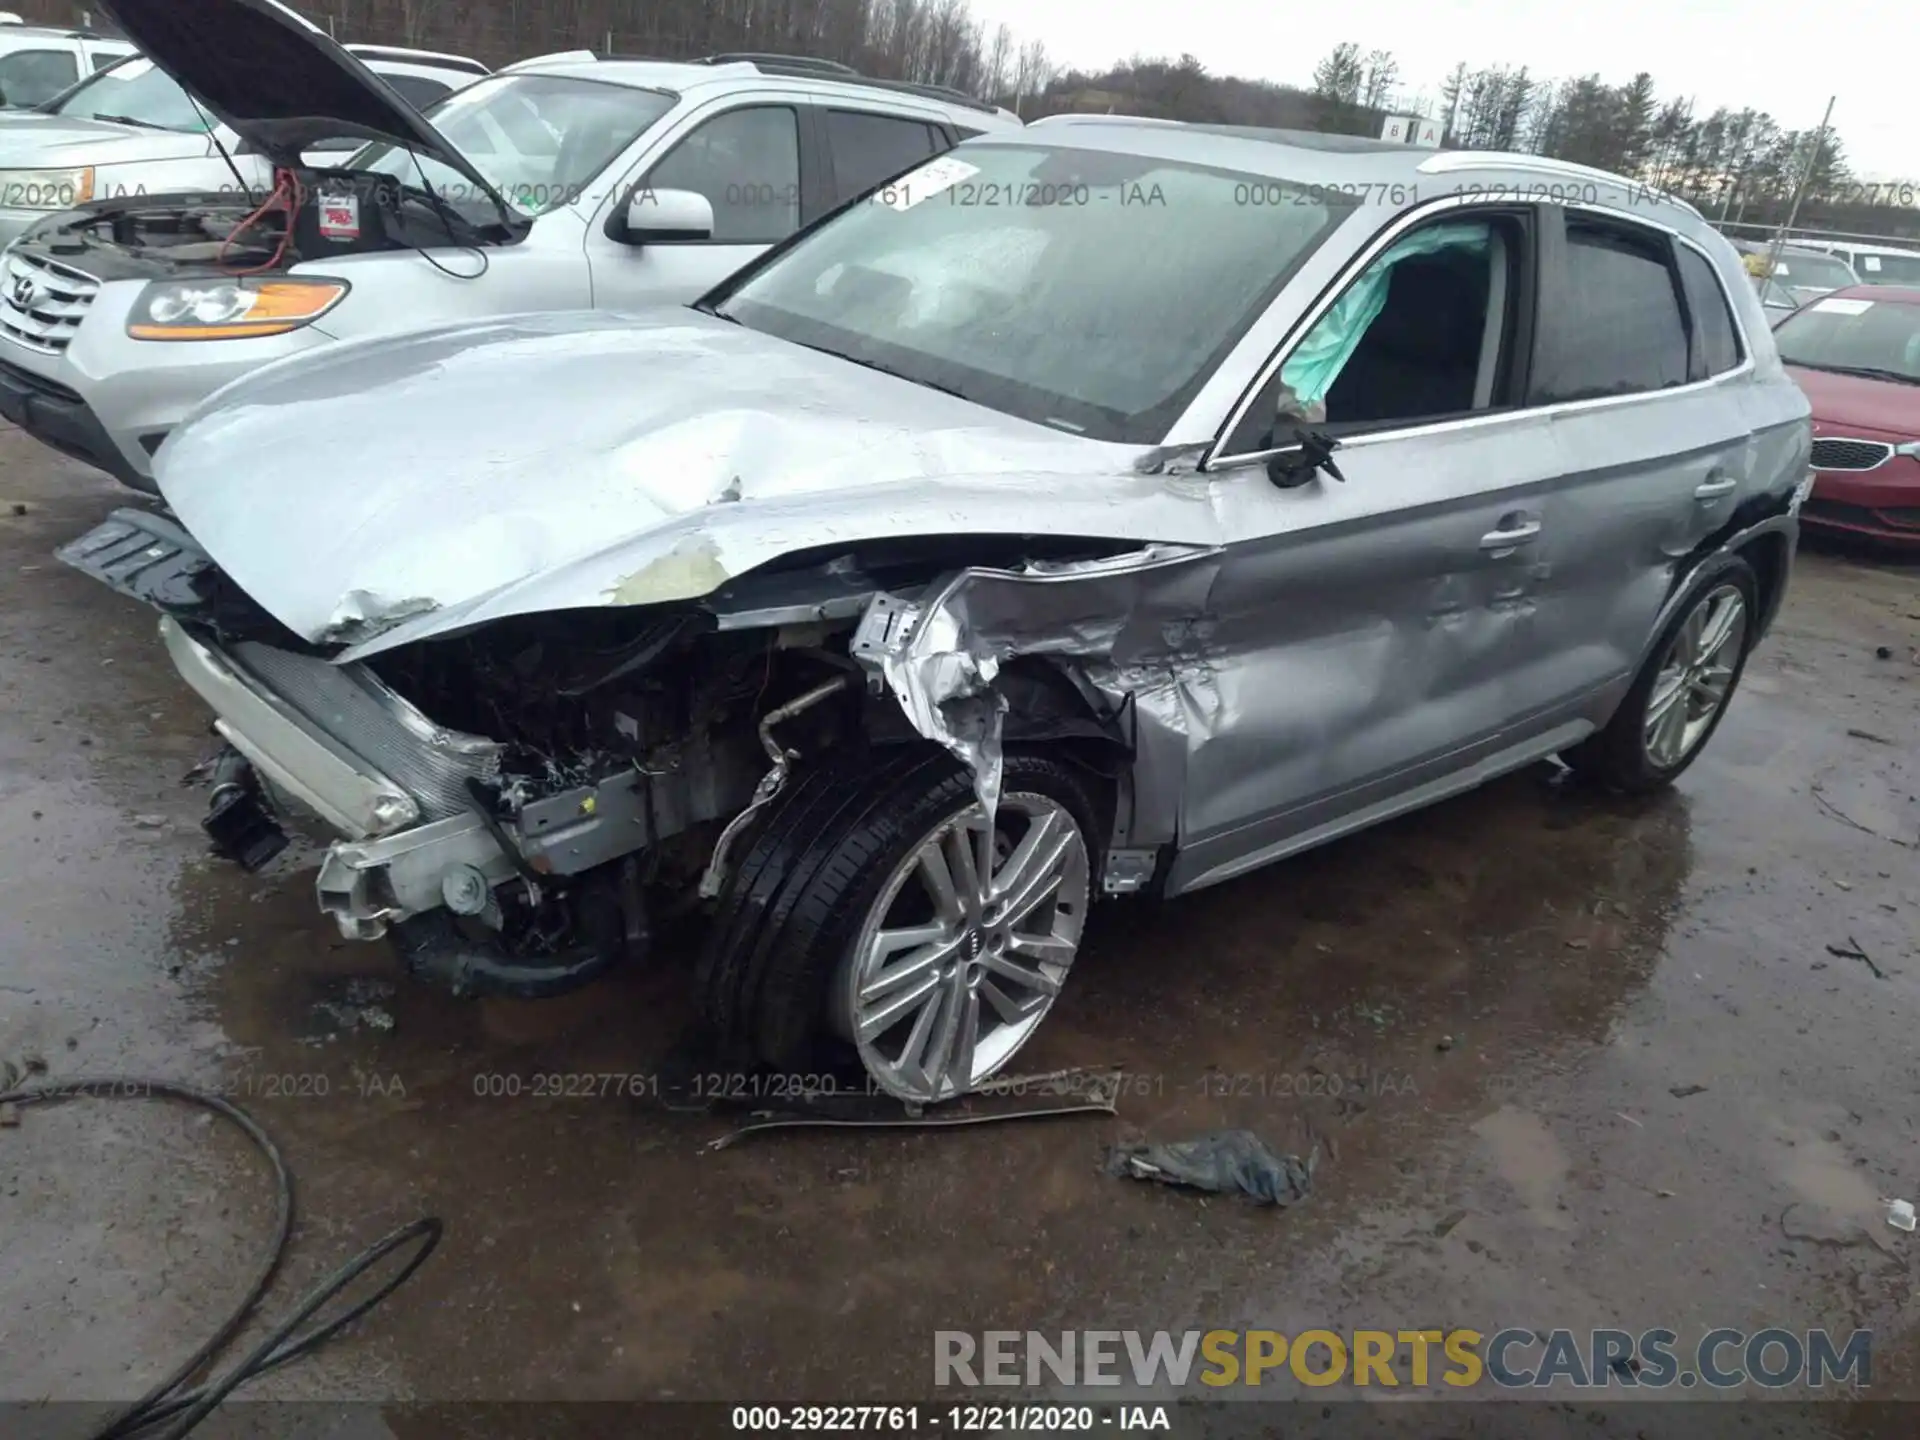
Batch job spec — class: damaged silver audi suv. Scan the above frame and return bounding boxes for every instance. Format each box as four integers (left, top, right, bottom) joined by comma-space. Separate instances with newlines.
60, 120, 1813, 1102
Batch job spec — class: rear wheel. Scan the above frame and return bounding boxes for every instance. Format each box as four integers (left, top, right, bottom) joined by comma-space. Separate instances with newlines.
1564, 554, 1757, 793
696, 748, 1101, 1102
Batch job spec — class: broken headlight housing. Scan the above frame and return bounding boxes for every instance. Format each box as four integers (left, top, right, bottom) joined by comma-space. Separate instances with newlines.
127, 278, 350, 341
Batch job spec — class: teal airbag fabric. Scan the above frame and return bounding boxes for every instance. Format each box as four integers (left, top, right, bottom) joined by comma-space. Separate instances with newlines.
1281, 223, 1490, 407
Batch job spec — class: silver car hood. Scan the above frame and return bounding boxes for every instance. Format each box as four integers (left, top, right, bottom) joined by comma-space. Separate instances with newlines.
0, 115, 211, 165
154, 309, 1223, 661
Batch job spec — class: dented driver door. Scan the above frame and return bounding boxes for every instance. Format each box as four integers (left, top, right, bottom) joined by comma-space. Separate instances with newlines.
1163, 411, 1576, 897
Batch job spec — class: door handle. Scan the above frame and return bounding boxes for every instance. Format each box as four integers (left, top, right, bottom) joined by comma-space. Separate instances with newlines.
1694, 476, 1739, 502
1480, 520, 1542, 552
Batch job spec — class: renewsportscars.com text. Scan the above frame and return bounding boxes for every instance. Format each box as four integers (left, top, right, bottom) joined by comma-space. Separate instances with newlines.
934, 1328, 1871, 1390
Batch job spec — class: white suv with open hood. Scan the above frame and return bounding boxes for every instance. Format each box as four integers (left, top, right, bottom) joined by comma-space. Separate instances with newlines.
0, 0, 1018, 492
0, 46, 488, 250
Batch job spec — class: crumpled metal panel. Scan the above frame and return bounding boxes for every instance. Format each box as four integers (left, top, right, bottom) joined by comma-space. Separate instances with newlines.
230, 640, 501, 821
853, 545, 1222, 839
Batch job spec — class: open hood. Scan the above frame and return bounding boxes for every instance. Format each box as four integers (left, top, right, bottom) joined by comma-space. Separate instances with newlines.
95, 0, 507, 210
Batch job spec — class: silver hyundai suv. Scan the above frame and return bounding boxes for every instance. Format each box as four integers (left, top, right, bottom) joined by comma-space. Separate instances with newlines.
0, 0, 1017, 492
62, 121, 1813, 1104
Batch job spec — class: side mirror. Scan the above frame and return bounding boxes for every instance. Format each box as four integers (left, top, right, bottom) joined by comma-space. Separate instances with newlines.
612, 186, 713, 246
1264, 427, 1346, 490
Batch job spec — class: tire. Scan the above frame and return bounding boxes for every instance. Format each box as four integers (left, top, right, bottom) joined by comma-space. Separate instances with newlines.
1563, 553, 1759, 794
696, 746, 1103, 1102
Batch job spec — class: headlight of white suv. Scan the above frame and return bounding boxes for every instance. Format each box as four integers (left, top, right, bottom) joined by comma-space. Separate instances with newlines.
128, 279, 350, 341
0, 168, 95, 210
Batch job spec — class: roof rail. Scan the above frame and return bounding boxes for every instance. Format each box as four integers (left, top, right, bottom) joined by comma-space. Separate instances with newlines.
499, 48, 601, 71
861, 76, 999, 114
1031, 113, 1185, 127
693, 51, 1002, 115
345, 43, 490, 75
1416, 149, 1704, 219
701, 52, 858, 76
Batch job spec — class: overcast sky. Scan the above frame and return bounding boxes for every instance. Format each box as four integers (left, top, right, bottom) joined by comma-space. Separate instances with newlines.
965, 0, 1911, 180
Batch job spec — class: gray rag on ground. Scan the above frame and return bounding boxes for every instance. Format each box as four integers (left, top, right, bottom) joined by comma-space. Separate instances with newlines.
1105, 1128, 1317, 1206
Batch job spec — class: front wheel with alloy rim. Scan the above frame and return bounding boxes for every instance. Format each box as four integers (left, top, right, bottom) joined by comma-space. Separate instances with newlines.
1564, 554, 1759, 793
695, 748, 1103, 1104
838, 789, 1090, 1102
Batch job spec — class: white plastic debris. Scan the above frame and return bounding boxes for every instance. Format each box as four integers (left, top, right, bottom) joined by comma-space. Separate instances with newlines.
1888, 1199, 1916, 1233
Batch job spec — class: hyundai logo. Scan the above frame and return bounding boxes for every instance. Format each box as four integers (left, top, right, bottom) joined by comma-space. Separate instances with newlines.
9, 273, 38, 310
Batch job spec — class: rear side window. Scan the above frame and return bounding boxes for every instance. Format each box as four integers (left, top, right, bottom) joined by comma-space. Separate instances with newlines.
382, 74, 454, 109
1531, 218, 1688, 402
1676, 245, 1743, 379
0, 48, 80, 108
825, 109, 939, 199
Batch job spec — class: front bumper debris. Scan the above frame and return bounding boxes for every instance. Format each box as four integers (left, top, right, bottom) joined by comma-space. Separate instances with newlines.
148, 613, 756, 942
160, 615, 422, 839
316, 812, 521, 942
201, 748, 289, 872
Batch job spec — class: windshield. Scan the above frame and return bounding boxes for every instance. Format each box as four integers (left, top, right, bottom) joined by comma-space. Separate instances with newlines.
49, 57, 211, 133
1769, 252, 1856, 290
351, 74, 672, 217
1775, 296, 1920, 383
711, 144, 1356, 443
1849, 250, 1920, 286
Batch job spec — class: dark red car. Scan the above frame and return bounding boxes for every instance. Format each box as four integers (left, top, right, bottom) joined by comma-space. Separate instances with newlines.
1773, 284, 1920, 547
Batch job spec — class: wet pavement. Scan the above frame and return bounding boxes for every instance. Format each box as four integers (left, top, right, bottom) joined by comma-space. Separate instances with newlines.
2, 427, 1917, 1435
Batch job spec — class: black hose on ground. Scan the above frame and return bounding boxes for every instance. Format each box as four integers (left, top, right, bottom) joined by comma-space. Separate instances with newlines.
0, 1076, 443, 1440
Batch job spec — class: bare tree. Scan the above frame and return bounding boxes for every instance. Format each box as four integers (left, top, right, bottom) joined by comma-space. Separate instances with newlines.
1310, 42, 1364, 106
396, 0, 440, 44
1359, 49, 1399, 111
1438, 62, 1469, 141
980, 21, 1012, 101
1010, 37, 1052, 115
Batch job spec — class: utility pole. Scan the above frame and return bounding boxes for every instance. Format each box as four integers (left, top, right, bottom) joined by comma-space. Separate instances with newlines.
1763, 95, 1834, 275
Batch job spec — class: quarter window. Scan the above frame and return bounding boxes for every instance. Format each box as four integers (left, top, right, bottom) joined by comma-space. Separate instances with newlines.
825, 109, 939, 199
1676, 245, 1743, 379
1531, 219, 1688, 401
645, 106, 801, 244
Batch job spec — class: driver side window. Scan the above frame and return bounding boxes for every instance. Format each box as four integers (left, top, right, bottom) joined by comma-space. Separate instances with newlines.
643, 105, 800, 244
1231, 209, 1528, 452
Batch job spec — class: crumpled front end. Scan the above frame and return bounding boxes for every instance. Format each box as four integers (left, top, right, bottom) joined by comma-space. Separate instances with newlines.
849, 543, 1228, 892
160, 615, 497, 846
158, 613, 521, 941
